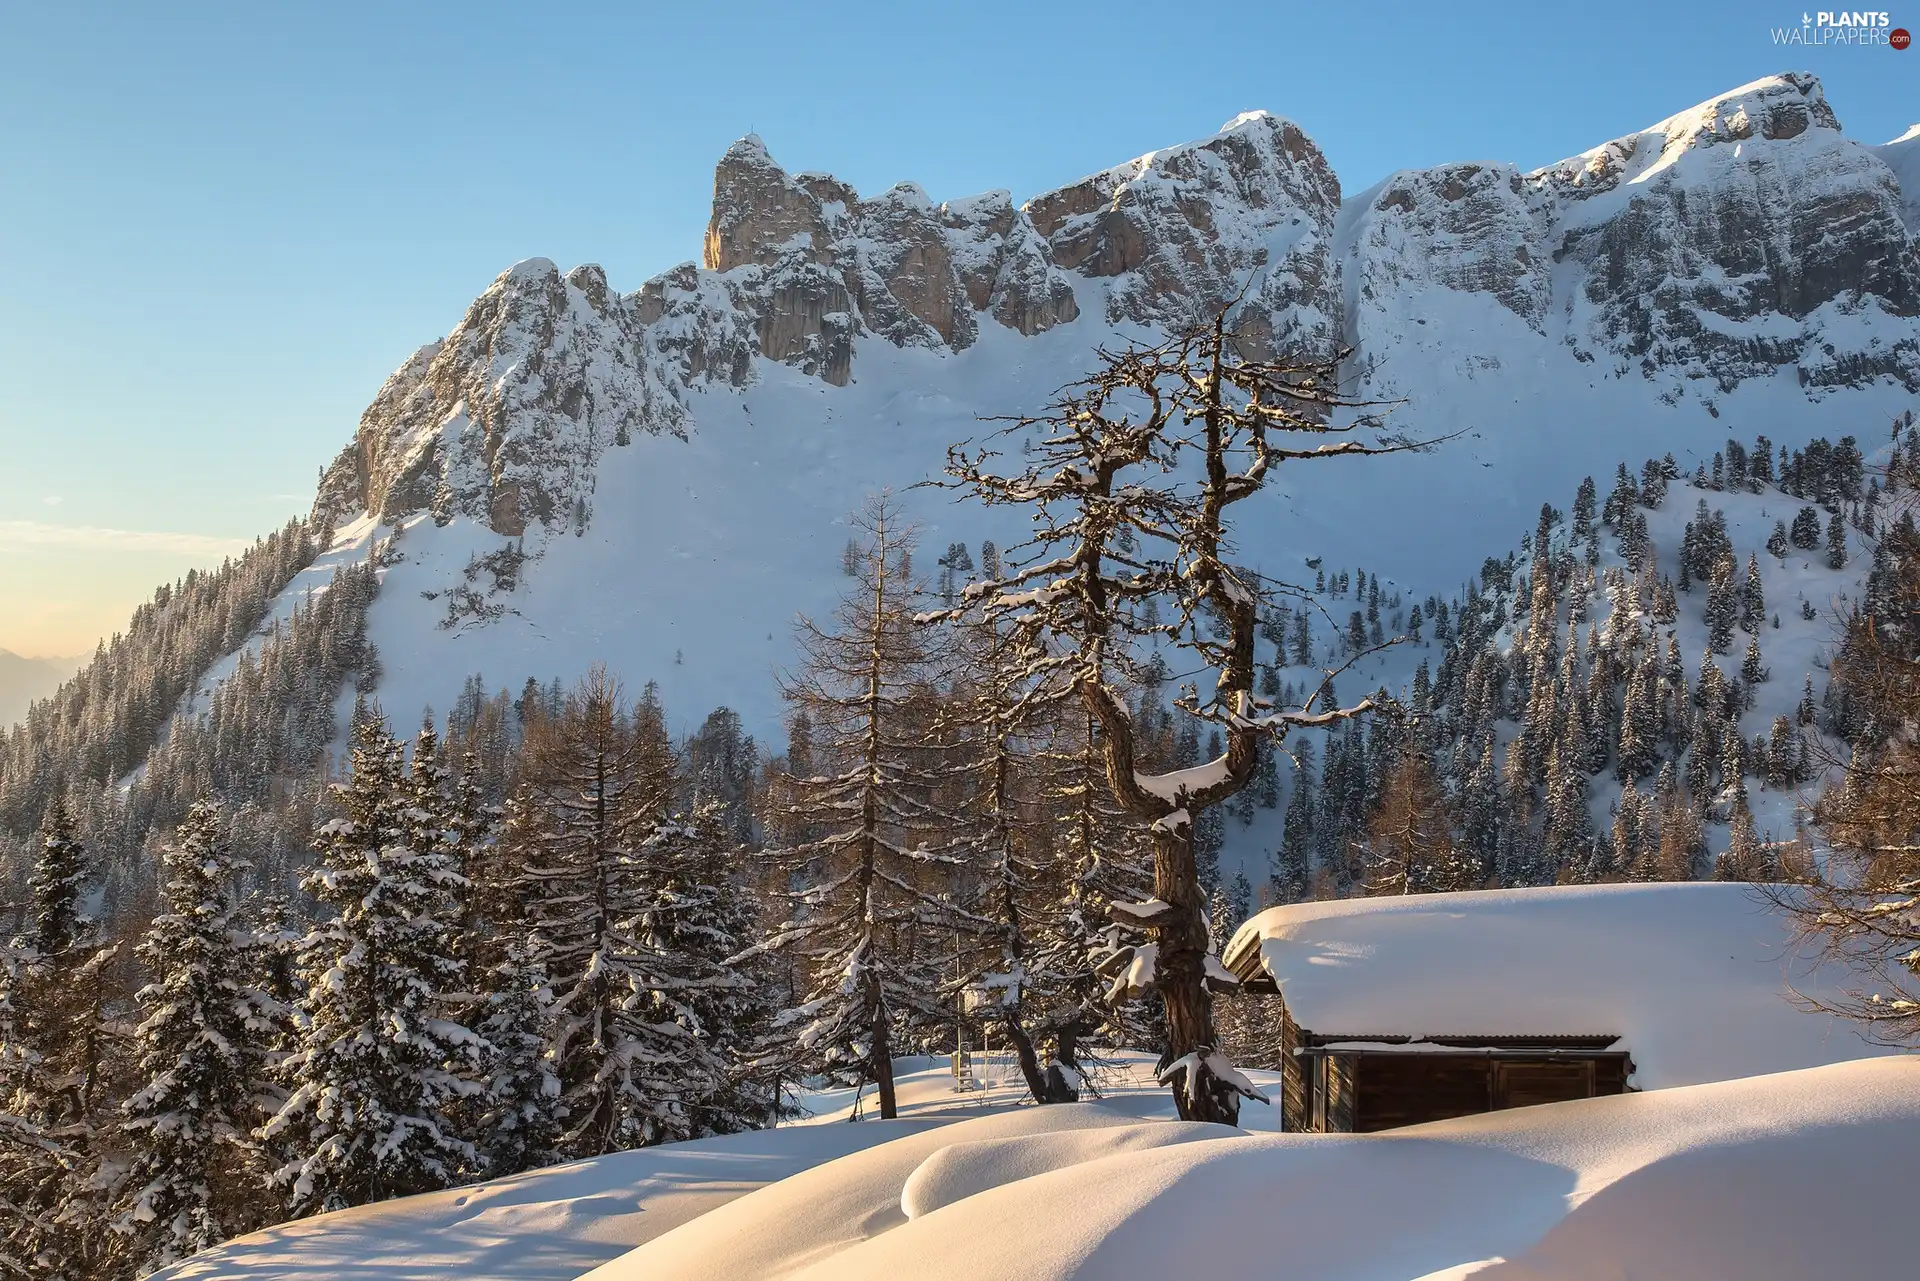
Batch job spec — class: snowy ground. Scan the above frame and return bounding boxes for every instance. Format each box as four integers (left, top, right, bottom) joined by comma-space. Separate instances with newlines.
156, 1044, 1914, 1280
708, 1058, 1917, 1281
154, 1054, 1280, 1281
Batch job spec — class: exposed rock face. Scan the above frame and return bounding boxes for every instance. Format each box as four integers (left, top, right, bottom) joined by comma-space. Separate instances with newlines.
702, 135, 1082, 373
1537, 74, 1918, 391
1347, 163, 1552, 334
315, 259, 685, 536
1027, 111, 1343, 359
1341, 74, 1919, 396
318, 75, 1920, 541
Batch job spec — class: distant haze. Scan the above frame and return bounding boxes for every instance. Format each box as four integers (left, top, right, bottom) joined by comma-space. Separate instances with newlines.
0, 649, 84, 729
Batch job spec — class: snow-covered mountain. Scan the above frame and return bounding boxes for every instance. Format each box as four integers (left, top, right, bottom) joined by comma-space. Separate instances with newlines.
284, 74, 1920, 734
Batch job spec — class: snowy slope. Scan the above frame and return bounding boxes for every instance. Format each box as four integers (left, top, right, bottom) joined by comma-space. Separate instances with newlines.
161, 1057, 1920, 1280
152, 1054, 1281, 1281
1205, 451, 1897, 893
755, 1058, 1918, 1281
148, 1121, 948, 1281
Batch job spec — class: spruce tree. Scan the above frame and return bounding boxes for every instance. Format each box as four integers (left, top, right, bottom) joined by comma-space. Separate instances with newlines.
1458, 733, 1502, 880
10, 797, 118, 1277
1545, 716, 1593, 877
1791, 506, 1822, 550
28, 798, 88, 959
1741, 554, 1765, 632
634, 802, 780, 1137
1274, 740, 1316, 904
1572, 476, 1596, 539
112, 802, 282, 1273
1742, 636, 1768, 688
264, 716, 483, 1214
474, 938, 559, 1177
1704, 557, 1737, 654
504, 668, 681, 1155
1610, 782, 1642, 883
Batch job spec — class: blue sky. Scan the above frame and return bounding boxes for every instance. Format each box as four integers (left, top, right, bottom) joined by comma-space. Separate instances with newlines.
1, 0, 1913, 654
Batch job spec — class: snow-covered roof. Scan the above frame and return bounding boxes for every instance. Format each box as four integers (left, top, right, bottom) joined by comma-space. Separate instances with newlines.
1221, 883, 1899, 1088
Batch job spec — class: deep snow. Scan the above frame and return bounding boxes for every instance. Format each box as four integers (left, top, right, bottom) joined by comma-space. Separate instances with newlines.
152, 1055, 1281, 1281
751, 1057, 1919, 1281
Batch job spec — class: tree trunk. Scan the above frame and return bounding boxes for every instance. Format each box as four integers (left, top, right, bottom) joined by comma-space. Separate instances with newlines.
1000, 1014, 1055, 1104
869, 977, 898, 1120
1046, 1023, 1084, 1102
1152, 823, 1240, 1125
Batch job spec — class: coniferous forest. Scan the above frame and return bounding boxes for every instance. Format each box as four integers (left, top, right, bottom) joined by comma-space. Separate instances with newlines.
2, 313, 1917, 1273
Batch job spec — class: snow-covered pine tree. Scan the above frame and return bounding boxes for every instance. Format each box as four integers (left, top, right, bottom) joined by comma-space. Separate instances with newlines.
1791, 506, 1822, 549
1704, 556, 1737, 654
934, 309, 1433, 1124
631, 801, 782, 1138
7, 797, 121, 1277
445, 749, 499, 969
28, 798, 87, 959
1742, 636, 1769, 688
1457, 733, 1501, 878
264, 714, 484, 1214
501, 668, 681, 1155
0, 935, 69, 1278
1274, 738, 1316, 905
1545, 713, 1594, 879
1572, 476, 1596, 539
1611, 781, 1643, 881
111, 801, 282, 1274
473, 937, 558, 1178
1741, 554, 1765, 632
762, 497, 956, 1120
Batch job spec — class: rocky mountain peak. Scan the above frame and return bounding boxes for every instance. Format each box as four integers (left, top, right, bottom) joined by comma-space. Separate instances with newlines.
703, 135, 837, 274
317, 76, 1919, 546
1025, 110, 1343, 357
1536, 73, 1841, 208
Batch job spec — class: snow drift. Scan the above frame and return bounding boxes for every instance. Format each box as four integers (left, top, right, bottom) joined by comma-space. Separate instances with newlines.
747, 1058, 1919, 1281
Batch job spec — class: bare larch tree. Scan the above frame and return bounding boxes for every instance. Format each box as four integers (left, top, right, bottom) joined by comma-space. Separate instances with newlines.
933, 310, 1435, 1124
764, 496, 970, 1119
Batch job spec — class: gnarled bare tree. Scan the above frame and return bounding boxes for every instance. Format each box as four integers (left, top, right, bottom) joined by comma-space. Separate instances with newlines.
930, 310, 1439, 1123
